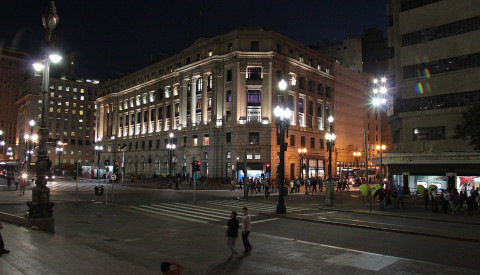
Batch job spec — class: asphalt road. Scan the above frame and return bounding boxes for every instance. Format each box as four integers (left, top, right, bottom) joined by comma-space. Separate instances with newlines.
1, 177, 479, 274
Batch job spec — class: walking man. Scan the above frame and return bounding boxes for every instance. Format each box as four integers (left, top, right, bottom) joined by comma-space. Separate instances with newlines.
242, 207, 252, 253
225, 211, 239, 258
0, 223, 10, 255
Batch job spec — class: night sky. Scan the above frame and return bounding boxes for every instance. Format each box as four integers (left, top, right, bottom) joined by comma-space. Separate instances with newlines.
1, 0, 391, 81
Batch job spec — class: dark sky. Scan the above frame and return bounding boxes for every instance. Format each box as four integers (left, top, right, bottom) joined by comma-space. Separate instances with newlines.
1, 0, 391, 81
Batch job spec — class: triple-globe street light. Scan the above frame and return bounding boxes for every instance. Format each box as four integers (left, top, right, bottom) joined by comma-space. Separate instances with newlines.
274, 78, 291, 214
166, 132, 177, 189
325, 116, 336, 206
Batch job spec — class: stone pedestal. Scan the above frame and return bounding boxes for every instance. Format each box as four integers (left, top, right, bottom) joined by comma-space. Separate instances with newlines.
325, 181, 335, 206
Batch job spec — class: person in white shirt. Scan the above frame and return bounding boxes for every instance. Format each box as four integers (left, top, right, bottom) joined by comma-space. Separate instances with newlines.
242, 207, 252, 253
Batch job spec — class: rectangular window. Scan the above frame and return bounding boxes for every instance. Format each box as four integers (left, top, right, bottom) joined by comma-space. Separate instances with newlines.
226, 133, 231, 145
301, 136, 306, 147
193, 135, 198, 146
246, 67, 262, 80
226, 151, 231, 159
247, 150, 253, 160
226, 90, 232, 102
250, 41, 259, 51
226, 69, 232, 82
310, 137, 315, 148
254, 150, 261, 160
249, 132, 259, 145
290, 135, 295, 147
203, 134, 210, 146
413, 126, 446, 141
320, 139, 324, 149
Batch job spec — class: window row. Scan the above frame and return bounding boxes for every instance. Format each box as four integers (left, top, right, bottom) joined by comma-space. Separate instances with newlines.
402, 16, 480, 47
403, 52, 480, 79
400, 0, 442, 12
402, 89, 480, 112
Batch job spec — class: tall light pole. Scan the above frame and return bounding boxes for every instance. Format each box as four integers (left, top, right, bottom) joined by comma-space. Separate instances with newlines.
95, 145, 103, 181
372, 77, 388, 186
0, 130, 4, 159
27, 1, 61, 219
325, 116, 336, 206
55, 146, 64, 174
166, 132, 177, 189
298, 147, 307, 194
376, 144, 386, 184
275, 79, 291, 214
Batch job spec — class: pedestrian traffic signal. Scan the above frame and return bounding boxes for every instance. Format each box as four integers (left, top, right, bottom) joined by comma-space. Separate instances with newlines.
276, 163, 280, 177
114, 161, 119, 172
266, 162, 271, 173
193, 161, 201, 172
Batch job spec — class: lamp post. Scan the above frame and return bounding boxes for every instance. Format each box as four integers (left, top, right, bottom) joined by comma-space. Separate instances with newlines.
166, 132, 177, 189
27, 1, 60, 219
353, 151, 361, 168
376, 144, 386, 185
274, 104, 291, 214
372, 77, 388, 186
0, 130, 4, 159
298, 147, 307, 194
95, 145, 103, 182
325, 116, 336, 206
55, 147, 63, 174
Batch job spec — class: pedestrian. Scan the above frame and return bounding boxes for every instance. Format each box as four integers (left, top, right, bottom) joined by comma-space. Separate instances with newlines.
0, 223, 10, 255
311, 178, 317, 193
378, 188, 385, 210
449, 188, 458, 214
442, 189, 450, 214
161, 261, 184, 275
238, 178, 243, 190
295, 178, 300, 193
423, 192, 429, 211
431, 189, 438, 213
225, 211, 239, 258
7, 174, 11, 191
242, 207, 252, 253
20, 175, 27, 195
336, 179, 342, 192
384, 186, 391, 206
396, 187, 404, 209
319, 178, 323, 192
305, 178, 310, 195
14, 176, 19, 191
289, 180, 294, 194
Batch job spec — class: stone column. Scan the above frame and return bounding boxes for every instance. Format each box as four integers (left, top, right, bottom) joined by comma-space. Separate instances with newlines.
190, 79, 197, 125
180, 79, 189, 128
261, 60, 271, 123
202, 74, 208, 124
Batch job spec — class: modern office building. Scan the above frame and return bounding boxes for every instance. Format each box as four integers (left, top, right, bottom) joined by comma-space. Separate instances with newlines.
16, 75, 99, 174
386, 0, 480, 191
0, 48, 28, 161
95, 28, 336, 183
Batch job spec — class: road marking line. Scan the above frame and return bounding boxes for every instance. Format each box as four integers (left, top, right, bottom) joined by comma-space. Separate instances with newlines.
130, 206, 207, 223
148, 205, 221, 221
251, 218, 279, 224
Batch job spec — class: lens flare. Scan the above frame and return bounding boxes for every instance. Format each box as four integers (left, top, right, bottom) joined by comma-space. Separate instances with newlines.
415, 83, 424, 94
422, 69, 431, 79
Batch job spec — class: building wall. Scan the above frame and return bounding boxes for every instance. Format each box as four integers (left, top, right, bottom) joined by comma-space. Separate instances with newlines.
386, 0, 480, 180
96, 28, 336, 182
16, 76, 98, 171
0, 48, 28, 160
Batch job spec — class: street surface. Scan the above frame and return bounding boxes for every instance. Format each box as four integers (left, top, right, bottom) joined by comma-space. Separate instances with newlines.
0, 177, 479, 274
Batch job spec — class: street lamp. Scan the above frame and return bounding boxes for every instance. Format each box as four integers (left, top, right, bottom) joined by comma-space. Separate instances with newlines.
353, 151, 361, 168
27, 1, 60, 219
298, 148, 307, 194
274, 104, 291, 214
372, 76, 388, 186
376, 144, 386, 184
55, 146, 64, 174
325, 116, 336, 206
95, 145, 103, 182
166, 132, 177, 189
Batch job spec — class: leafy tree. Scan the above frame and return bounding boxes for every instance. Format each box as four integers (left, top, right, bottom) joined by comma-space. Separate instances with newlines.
452, 104, 480, 151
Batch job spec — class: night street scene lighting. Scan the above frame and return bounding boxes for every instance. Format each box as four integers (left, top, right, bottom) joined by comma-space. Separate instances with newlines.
27, 1, 61, 219
372, 77, 387, 186
325, 116, 336, 206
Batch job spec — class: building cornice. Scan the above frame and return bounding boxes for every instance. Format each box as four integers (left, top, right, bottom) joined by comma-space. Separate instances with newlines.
375, 152, 480, 165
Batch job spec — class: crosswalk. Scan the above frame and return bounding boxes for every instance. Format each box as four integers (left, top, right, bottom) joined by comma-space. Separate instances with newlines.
43, 182, 131, 192
129, 200, 309, 224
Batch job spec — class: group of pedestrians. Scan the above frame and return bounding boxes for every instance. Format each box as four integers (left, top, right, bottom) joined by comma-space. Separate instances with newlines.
288, 177, 324, 195
226, 207, 252, 258
374, 185, 405, 210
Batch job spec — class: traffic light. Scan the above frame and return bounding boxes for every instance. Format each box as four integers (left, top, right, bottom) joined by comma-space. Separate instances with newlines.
266, 162, 271, 173
114, 161, 119, 173
196, 161, 202, 172
276, 163, 280, 177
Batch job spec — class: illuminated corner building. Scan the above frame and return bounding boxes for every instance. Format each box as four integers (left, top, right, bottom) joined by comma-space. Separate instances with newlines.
0, 48, 28, 161
386, 0, 480, 191
96, 28, 335, 182
16, 75, 99, 172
